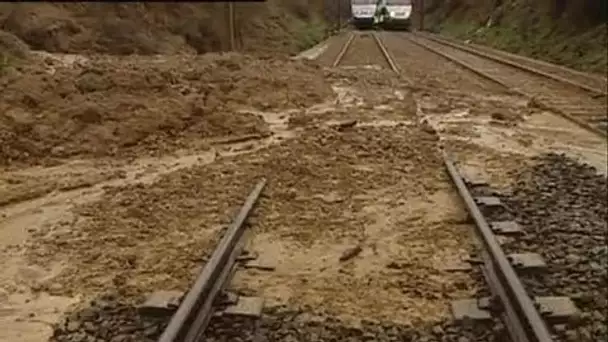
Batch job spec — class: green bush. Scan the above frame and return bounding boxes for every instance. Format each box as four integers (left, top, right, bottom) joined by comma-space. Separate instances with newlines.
295, 17, 327, 51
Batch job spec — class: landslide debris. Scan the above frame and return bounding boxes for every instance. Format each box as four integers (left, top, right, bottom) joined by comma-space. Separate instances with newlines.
0, 53, 333, 166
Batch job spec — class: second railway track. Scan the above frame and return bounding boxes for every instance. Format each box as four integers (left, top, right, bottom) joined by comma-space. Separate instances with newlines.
418, 32, 607, 95
406, 33, 607, 138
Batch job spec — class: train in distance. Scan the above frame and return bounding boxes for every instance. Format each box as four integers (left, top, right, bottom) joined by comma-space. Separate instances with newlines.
350, 0, 413, 30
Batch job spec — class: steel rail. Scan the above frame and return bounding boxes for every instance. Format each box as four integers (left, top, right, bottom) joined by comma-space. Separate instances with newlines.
158, 178, 267, 342
417, 32, 607, 96
372, 32, 400, 73
405, 34, 607, 138
332, 32, 356, 67
443, 153, 554, 342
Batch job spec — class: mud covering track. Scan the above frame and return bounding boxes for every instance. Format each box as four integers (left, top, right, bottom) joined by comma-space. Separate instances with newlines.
36, 41, 489, 341
158, 178, 266, 342
3, 28, 608, 342
232, 126, 477, 325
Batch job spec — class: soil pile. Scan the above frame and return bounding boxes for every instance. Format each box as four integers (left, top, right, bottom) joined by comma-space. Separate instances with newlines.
425, 0, 608, 73
0, 53, 333, 166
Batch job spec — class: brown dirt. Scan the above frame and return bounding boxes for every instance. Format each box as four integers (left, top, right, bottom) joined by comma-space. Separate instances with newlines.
233, 127, 476, 325
0, 164, 122, 208
0, 52, 333, 166
24, 124, 477, 326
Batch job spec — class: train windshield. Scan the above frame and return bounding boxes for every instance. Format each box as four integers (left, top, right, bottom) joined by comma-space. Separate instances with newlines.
352, 0, 376, 4
386, 0, 411, 4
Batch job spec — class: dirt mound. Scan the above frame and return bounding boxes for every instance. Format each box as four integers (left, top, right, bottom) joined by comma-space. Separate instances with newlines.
0, 1, 332, 56
425, 0, 608, 73
0, 53, 333, 166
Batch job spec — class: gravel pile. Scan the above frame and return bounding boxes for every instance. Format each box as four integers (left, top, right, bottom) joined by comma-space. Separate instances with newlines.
50, 293, 169, 342
52, 298, 502, 342
203, 306, 500, 342
484, 153, 607, 342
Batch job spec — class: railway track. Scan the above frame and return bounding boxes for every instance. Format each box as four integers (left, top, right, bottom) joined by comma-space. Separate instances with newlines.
154, 159, 582, 342
406, 33, 607, 138
332, 31, 399, 73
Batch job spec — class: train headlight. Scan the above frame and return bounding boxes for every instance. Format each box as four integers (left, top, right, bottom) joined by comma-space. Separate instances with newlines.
390, 11, 396, 17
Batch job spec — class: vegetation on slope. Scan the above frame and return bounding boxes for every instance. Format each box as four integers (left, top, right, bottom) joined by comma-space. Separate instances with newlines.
425, 0, 608, 74
0, 1, 336, 57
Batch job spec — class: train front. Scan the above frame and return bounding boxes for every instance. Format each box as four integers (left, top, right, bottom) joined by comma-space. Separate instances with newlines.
384, 0, 412, 30
351, 0, 376, 30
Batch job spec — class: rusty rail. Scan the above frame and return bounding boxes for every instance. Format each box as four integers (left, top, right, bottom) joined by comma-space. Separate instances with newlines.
332, 32, 399, 74
158, 178, 267, 342
332, 32, 356, 67
405, 35, 510, 89
443, 153, 553, 342
372, 32, 400, 73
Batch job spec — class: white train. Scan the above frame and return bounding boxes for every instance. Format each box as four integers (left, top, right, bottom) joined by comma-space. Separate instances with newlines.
350, 0, 377, 29
384, 0, 413, 29
350, 0, 413, 30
